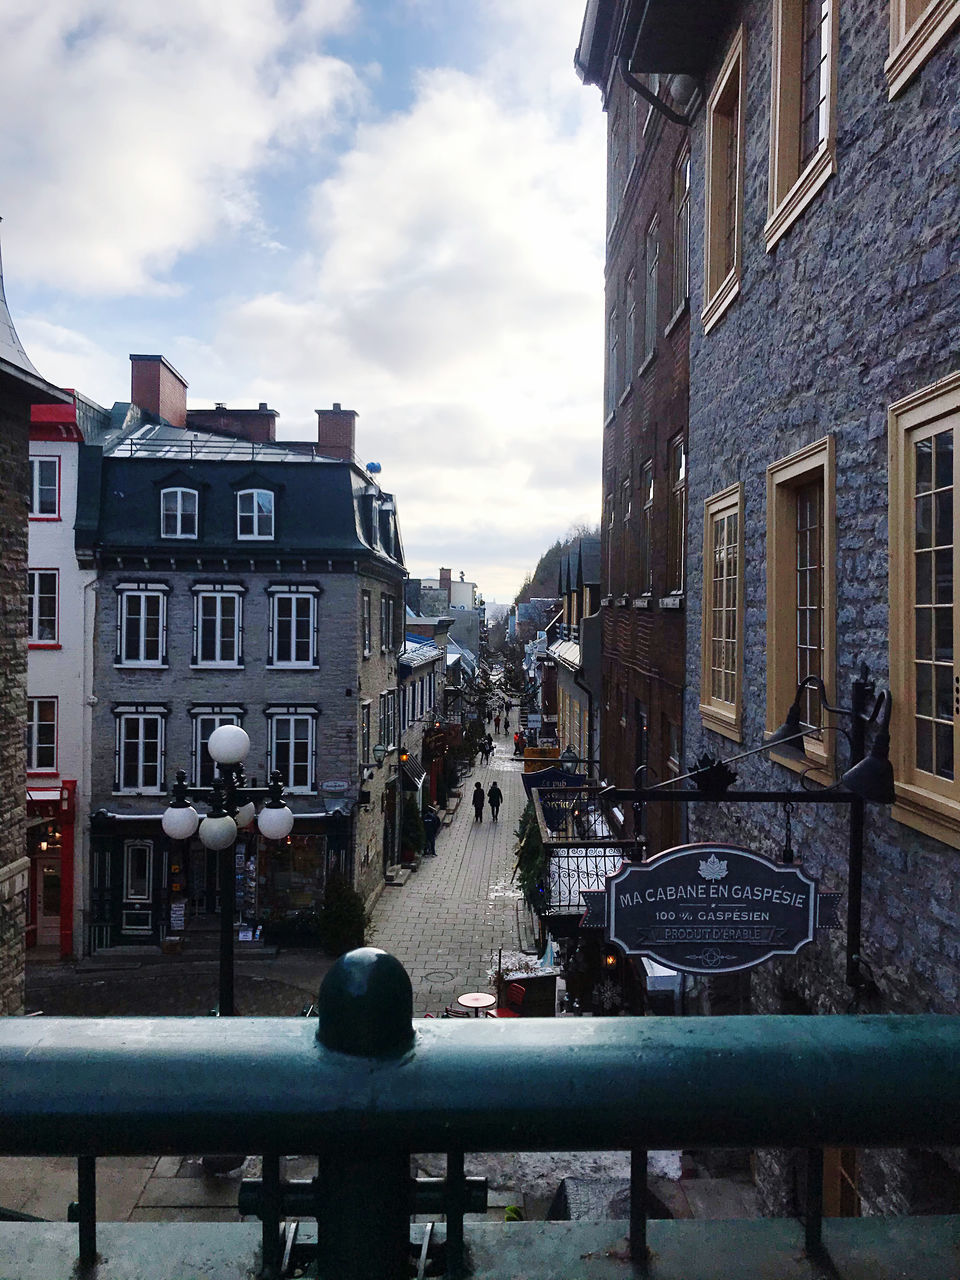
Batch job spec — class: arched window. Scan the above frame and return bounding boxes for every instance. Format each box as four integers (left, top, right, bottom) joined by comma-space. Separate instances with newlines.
237, 489, 274, 540
160, 487, 198, 538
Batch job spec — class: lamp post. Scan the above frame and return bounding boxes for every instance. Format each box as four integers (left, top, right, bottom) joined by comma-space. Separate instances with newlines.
161, 725, 295, 1016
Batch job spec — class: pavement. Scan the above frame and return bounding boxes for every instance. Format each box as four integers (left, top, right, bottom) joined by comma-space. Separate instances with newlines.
3, 737, 758, 1227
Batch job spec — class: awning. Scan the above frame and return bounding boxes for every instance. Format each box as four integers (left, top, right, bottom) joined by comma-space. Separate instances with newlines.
400, 752, 426, 789
27, 788, 61, 803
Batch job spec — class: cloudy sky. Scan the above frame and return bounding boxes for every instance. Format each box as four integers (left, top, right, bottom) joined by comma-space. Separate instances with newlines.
1, 0, 606, 602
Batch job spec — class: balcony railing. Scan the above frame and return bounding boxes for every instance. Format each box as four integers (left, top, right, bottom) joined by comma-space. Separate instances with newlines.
3, 949, 960, 1278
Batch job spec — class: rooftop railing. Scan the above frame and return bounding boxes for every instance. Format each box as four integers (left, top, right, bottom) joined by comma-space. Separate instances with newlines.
3, 949, 960, 1279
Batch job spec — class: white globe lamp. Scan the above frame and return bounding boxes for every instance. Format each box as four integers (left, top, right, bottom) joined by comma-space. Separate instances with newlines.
235, 800, 257, 829
198, 813, 239, 850
162, 803, 200, 841
258, 803, 294, 841
207, 725, 251, 765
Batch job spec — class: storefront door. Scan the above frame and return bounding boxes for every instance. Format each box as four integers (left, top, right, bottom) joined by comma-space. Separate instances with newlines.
36, 856, 61, 946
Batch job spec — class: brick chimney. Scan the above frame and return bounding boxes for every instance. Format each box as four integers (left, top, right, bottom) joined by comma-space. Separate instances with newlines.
186, 402, 277, 443
130, 355, 188, 427
439, 568, 452, 605
315, 403, 357, 462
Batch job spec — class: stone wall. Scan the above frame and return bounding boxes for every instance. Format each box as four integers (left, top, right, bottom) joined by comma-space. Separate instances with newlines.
0, 385, 30, 1011
681, 0, 960, 1214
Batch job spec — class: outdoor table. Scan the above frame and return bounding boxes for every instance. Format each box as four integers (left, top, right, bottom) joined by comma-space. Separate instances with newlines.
456, 992, 496, 1017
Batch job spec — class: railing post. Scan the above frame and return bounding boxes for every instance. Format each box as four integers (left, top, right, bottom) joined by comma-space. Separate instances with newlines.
804, 1147, 824, 1256
314, 948, 415, 1280
445, 1149, 466, 1280
259, 1153, 282, 1279
630, 1148, 648, 1265
77, 1155, 97, 1271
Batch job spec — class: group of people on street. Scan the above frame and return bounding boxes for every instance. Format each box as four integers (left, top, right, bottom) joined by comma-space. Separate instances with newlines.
472, 780, 503, 822
480, 733, 494, 765
490, 700, 513, 737
512, 730, 527, 757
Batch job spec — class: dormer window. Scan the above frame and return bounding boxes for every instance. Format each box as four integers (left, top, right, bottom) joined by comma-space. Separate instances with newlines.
161, 487, 198, 539
237, 489, 274, 540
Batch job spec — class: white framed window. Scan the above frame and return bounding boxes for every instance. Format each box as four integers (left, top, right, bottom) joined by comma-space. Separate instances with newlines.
643, 215, 659, 363
672, 146, 691, 316
667, 436, 687, 594
115, 708, 166, 793
27, 570, 58, 644
116, 584, 168, 667
266, 708, 317, 794
124, 841, 153, 902
361, 702, 371, 767
361, 591, 372, 657
606, 309, 619, 417
191, 707, 244, 788
161, 487, 198, 539
269, 587, 318, 667
380, 595, 396, 652
28, 457, 59, 518
379, 690, 397, 749
886, 0, 960, 98
27, 697, 57, 772
700, 483, 745, 741
237, 489, 274, 540
193, 586, 243, 667
703, 27, 746, 333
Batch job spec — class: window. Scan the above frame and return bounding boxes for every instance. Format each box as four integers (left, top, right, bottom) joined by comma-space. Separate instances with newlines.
667, 437, 687, 594
116, 585, 168, 666
28, 457, 59, 518
889, 372, 960, 845
625, 269, 636, 391
642, 74, 661, 135
361, 702, 371, 767
193, 587, 243, 666
639, 462, 654, 596
766, 0, 837, 251
268, 587, 318, 667
886, 0, 960, 98
191, 708, 243, 788
124, 841, 153, 902
361, 591, 372, 657
672, 147, 691, 316
237, 489, 274, 540
606, 309, 619, 418
115, 709, 166, 793
622, 477, 632, 525
379, 690, 397, 749
380, 595, 396, 651
703, 28, 745, 334
27, 698, 57, 772
766, 438, 836, 777
161, 488, 198, 539
267, 709, 316, 794
27, 570, 58, 644
700, 483, 744, 740
643, 216, 659, 364
607, 108, 623, 230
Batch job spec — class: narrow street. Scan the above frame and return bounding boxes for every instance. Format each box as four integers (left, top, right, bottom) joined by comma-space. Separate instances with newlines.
369, 737, 530, 1015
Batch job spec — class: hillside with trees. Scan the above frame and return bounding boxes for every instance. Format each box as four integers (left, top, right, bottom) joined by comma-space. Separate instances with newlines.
513, 523, 600, 606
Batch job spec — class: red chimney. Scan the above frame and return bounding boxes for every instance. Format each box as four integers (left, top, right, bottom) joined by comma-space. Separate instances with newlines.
316, 403, 357, 462
130, 355, 188, 426
439, 568, 452, 602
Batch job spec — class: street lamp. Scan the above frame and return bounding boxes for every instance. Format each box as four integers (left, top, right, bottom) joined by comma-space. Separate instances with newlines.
161, 725, 295, 1016
559, 745, 580, 776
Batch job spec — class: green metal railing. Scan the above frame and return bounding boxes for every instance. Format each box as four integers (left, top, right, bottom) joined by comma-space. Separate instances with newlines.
3, 948, 960, 1278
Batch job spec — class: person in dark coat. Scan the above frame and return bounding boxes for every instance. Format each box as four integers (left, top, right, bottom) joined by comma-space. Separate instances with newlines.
487, 782, 503, 822
472, 782, 485, 822
422, 805, 441, 855
494, 713, 501, 734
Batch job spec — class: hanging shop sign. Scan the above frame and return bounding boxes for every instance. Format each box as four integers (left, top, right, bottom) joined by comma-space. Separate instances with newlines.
523, 768, 588, 832
580, 843, 841, 975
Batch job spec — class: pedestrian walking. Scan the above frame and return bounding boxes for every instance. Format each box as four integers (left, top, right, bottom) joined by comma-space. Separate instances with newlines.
503, 716, 510, 735
484, 733, 494, 764
494, 714, 501, 734
472, 781, 485, 823
513, 732, 521, 757
422, 805, 441, 856
517, 731, 527, 755
487, 782, 503, 822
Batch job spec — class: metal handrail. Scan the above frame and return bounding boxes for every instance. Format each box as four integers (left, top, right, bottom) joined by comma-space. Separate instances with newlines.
4, 952, 960, 1278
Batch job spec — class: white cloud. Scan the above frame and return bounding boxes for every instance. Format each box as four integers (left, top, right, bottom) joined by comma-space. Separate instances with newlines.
0, 0, 363, 293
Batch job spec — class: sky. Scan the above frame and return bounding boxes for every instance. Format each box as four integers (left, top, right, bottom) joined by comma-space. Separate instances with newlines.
1, 0, 606, 603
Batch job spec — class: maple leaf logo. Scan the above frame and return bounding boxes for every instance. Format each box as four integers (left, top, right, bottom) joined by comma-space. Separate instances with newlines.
698, 854, 728, 881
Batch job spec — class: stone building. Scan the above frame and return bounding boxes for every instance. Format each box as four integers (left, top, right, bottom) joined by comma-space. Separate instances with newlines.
0, 235, 71, 1009
546, 537, 602, 770
77, 357, 404, 949
576, 11, 695, 853
586, 0, 960, 1220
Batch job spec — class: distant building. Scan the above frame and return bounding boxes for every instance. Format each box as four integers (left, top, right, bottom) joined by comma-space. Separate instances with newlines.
546, 538, 602, 769
0, 235, 71, 1006
77, 356, 404, 949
